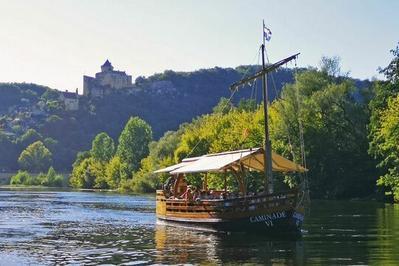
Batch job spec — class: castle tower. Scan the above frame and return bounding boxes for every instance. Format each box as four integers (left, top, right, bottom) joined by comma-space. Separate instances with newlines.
101, 59, 114, 72
84, 60, 133, 98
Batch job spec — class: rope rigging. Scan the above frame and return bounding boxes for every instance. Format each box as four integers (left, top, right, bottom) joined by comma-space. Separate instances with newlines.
293, 58, 311, 209
262, 47, 310, 207
183, 40, 309, 205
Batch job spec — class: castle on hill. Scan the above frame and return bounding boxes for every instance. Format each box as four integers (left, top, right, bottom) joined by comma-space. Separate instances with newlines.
83, 60, 133, 97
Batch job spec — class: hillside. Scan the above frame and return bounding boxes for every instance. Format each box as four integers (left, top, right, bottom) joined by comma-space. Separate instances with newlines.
0, 66, 371, 171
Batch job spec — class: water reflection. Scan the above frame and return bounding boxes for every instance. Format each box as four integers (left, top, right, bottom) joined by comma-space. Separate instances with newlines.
373, 202, 399, 264
154, 223, 305, 264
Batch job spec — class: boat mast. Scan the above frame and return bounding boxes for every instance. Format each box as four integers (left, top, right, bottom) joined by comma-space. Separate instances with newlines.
229, 22, 300, 194
261, 20, 274, 194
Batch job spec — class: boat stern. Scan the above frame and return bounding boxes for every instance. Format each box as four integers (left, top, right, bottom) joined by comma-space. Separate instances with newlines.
156, 190, 167, 218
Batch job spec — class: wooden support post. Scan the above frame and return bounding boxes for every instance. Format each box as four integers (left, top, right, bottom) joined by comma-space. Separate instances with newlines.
224, 170, 227, 192
173, 174, 182, 197
203, 173, 208, 191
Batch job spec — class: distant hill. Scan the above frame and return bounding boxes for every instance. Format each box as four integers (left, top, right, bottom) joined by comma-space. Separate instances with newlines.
0, 66, 371, 171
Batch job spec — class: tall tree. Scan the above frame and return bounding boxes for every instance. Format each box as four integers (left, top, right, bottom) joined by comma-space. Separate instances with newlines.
271, 61, 376, 198
116, 117, 152, 172
369, 44, 399, 201
18, 141, 52, 172
91, 132, 115, 163
17, 129, 42, 147
0, 132, 18, 170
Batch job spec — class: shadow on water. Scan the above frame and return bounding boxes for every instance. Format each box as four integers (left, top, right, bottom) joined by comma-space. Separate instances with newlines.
1, 188, 399, 265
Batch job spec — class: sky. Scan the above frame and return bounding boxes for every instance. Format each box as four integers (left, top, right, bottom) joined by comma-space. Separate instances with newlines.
0, 0, 398, 93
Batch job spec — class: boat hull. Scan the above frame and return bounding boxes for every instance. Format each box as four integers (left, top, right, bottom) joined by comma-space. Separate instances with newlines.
156, 190, 304, 235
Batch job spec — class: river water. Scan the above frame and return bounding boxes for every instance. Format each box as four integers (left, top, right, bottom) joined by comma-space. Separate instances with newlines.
0, 188, 398, 265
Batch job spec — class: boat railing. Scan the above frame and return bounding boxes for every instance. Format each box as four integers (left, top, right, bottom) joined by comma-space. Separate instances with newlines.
156, 189, 298, 214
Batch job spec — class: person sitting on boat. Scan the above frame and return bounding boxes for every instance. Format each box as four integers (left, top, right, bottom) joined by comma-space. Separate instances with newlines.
163, 175, 176, 196
220, 192, 227, 200
209, 190, 216, 200
180, 185, 193, 200
177, 177, 188, 194
191, 186, 200, 201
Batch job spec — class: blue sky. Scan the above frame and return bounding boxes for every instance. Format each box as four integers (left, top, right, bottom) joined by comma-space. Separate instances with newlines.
0, 0, 398, 93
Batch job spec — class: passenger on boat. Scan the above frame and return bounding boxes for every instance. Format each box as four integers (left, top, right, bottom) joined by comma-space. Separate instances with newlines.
176, 177, 188, 196
180, 185, 193, 200
191, 186, 200, 201
220, 192, 227, 200
163, 175, 176, 196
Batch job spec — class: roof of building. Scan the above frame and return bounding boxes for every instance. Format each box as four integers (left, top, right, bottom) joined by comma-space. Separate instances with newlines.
62, 91, 78, 99
102, 60, 112, 67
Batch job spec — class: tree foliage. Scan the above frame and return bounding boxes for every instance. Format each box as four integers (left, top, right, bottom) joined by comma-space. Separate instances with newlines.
272, 65, 376, 198
0, 132, 19, 170
10, 167, 64, 187
132, 58, 376, 198
17, 129, 42, 147
91, 132, 115, 163
117, 117, 152, 172
70, 157, 103, 189
369, 43, 399, 201
18, 141, 52, 172
69, 117, 153, 191
105, 156, 129, 189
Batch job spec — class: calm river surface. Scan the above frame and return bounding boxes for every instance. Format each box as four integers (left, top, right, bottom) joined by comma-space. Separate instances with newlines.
1, 188, 399, 265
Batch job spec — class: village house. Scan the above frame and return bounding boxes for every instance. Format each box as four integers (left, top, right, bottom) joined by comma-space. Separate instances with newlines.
59, 89, 79, 111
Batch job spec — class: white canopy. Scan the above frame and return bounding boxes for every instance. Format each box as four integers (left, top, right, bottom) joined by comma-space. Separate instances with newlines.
153, 162, 191, 174
154, 148, 307, 174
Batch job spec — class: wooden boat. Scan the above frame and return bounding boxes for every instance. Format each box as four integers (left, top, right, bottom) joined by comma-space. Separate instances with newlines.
155, 148, 307, 234
155, 23, 308, 234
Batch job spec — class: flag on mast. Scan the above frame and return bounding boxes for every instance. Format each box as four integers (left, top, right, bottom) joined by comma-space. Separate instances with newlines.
263, 26, 272, 42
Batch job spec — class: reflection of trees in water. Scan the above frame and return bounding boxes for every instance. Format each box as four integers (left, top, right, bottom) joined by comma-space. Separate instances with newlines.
301, 200, 399, 265
154, 222, 304, 264
373, 203, 399, 264
155, 223, 220, 264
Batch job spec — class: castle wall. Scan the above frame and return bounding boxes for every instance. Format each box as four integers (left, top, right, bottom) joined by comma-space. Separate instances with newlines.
64, 98, 79, 111
83, 76, 96, 96
95, 72, 132, 89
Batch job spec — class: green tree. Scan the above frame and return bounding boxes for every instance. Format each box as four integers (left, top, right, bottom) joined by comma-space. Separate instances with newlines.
10, 171, 33, 185
160, 58, 376, 198
271, 63, 376, 198
374, 95, 399, 200
0, 132, 18, 170
319, 56, 342, 77
43, 137, 58, 152
123, 128, 185, 192
45, 166, 64, 187
72, 151, 91, 168
41, 89, 60, 102
369, 44, 399, 201
116, 117, 152, 172
212, 97, 233, 114
70, 157, 104, 189
91, 132, 115, 163
18, 141, 52, 172
105, 156, 129, 189
17, 129, 42, 147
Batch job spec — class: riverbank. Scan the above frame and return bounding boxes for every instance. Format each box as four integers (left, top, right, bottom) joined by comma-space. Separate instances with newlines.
0, 185, 155, 196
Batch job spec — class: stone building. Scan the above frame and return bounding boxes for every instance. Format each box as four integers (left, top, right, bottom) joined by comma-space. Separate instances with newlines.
83, 60, 133, 97
59, 89, 79, 111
